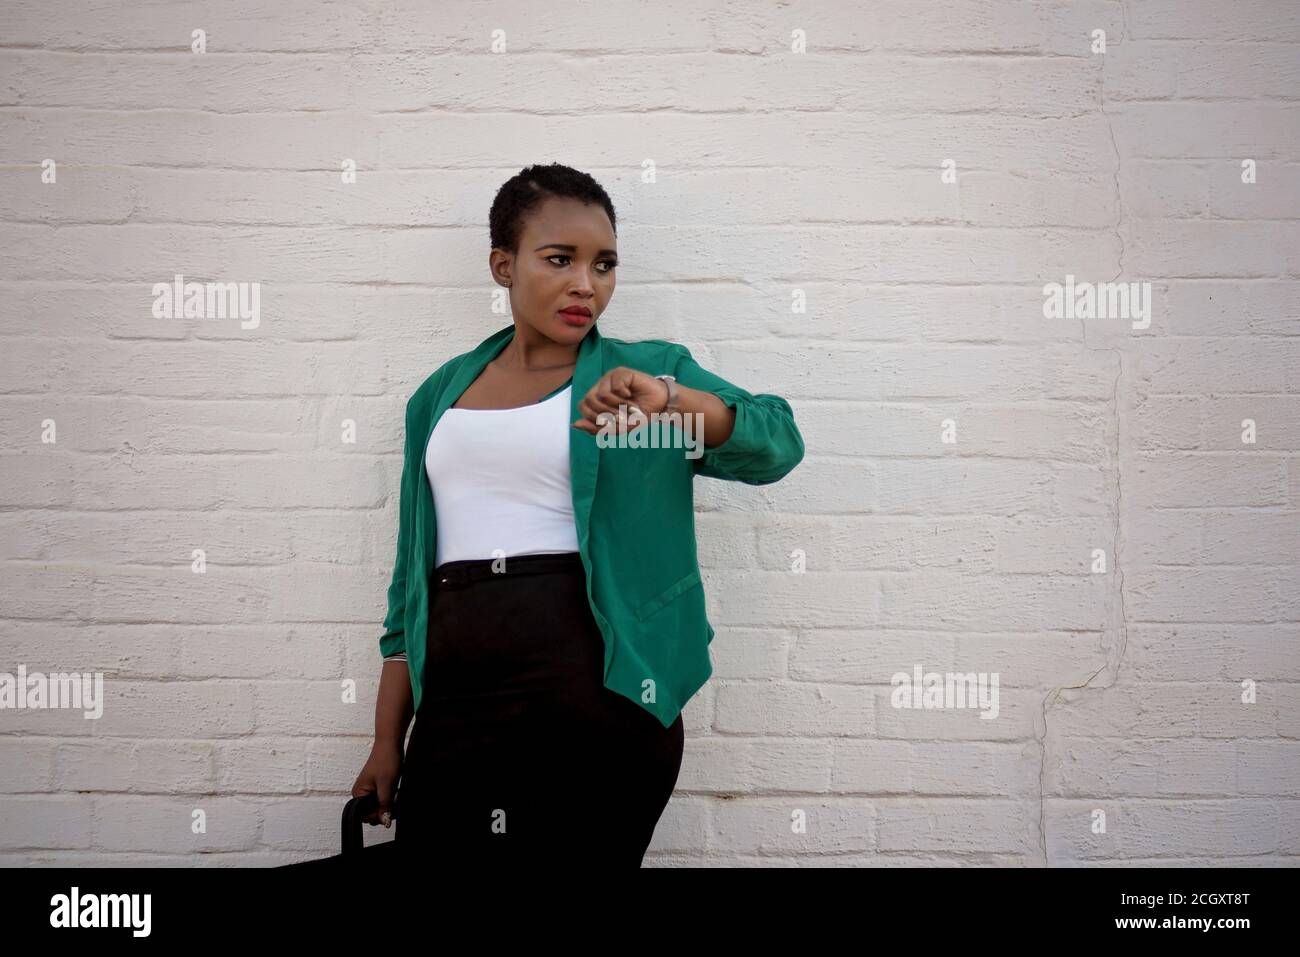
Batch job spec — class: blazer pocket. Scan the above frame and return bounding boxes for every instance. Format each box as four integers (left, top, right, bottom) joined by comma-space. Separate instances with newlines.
635, 569, 703, 621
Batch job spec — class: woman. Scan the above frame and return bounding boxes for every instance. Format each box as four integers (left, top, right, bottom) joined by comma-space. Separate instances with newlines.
351, 163, 804, 866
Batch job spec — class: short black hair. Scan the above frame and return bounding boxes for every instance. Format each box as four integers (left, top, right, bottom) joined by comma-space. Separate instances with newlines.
488, 163, 617, 255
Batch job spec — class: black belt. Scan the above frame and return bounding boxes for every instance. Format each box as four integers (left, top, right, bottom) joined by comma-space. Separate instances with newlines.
431, 551, 583, 589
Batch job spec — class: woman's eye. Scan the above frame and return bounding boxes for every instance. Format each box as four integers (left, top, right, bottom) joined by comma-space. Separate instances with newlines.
547, 254, 617, 273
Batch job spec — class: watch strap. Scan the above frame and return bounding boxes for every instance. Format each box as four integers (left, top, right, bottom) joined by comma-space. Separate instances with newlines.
654, 374, 681, 414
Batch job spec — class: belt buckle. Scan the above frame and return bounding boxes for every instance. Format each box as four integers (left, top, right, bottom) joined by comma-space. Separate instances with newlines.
435, 566, 470, 589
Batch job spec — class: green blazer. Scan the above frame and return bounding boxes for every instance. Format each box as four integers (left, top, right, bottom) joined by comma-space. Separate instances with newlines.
379, 320, 805, 729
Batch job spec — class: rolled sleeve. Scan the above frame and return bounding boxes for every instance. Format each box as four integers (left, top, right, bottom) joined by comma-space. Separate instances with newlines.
671, 345, 805, 485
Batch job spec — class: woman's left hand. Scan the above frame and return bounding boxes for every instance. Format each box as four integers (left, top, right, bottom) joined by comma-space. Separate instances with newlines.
572, 366, 669, 435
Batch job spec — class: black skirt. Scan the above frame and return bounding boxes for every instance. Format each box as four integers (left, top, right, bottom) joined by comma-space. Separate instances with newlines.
395, 551, 685, 866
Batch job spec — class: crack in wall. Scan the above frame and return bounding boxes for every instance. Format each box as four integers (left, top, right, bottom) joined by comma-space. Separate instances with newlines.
1035, 0, 1134, 865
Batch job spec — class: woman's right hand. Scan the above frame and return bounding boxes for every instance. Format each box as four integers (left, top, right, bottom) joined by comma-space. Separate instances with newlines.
352, 741, 403, 827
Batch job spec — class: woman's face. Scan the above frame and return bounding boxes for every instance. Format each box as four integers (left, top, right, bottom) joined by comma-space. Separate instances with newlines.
493, 195, 617, 346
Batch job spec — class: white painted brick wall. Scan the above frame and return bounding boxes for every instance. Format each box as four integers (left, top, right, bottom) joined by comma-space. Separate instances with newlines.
0, 0, 1296, 867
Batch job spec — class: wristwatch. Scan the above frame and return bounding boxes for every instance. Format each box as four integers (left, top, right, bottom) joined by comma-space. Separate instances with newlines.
654, 374, 680, 415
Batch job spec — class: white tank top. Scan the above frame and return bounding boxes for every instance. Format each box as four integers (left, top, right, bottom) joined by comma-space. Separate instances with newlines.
424, 383, 579, 568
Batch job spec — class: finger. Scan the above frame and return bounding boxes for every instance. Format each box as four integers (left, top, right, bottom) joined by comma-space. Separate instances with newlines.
599, 385, 628, 410
578, 395, 621, 428
598, 399, 633, 432
377, 781, 394, 828
578, 376, 638, 429
354, 785, 378, 824
600, 372, 632, 408
588, 388, 623, 417
599, 388, 638, 428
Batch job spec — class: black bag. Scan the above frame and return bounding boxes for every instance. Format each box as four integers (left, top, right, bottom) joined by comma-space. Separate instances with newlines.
279, 792, 402, 869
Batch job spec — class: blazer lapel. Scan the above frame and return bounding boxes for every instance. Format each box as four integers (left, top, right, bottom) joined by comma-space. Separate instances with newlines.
569, 321, 603, 554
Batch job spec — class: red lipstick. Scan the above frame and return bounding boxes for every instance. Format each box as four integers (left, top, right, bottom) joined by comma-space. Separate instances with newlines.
558, 306, 592, 326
